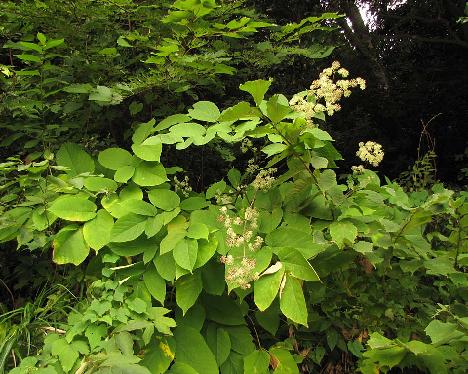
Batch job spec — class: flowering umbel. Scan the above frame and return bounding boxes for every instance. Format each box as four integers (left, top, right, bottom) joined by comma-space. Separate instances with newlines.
289, 61, 366, 125
356, 141, 384, 167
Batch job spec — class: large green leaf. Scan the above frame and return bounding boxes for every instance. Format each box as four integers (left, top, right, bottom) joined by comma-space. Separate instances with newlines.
111, 214, 147, 242
98, 147, 134, 170
266, 94, 291, 124
269, 347, 299, 374
239, 79, 272, 106
329, 221, 358, 249
133, 163, 168, 186
280, 275, 308, 326
176, 271, 203, 315
132, 136, 163, 162
148, 189, 180, 211
83, 209, 114, 251
243, 350, 270, 374
188, 101, 220, 122
173, 239, 198, 271
53, 226, 90, 265
56, 143, 95, 176
143, 264, 166, 304
205, 324, 231, 366
254, 267, 285, 311
49, 196, 97, 222
84, 176, 118, 193
173, 325, 218, 374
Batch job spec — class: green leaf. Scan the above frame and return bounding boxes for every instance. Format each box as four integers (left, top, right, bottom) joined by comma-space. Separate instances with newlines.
148, 189, 180, 211
206, 324, 231, 365
280, 275, 308, 326
187, 223, 209, 240
160, 216, 187, 254
83, 209, 114, 251
176, 271, 203, 315
141, 339, 174, 373
122, 199, 157, 216
53, 226, 90, 265
109, 237, 157, 257
98, 147, 134, 170
168, 363, 199, 374
115, 165, 136, 182
269, 347, 299, 374
51, 338, 79, 372
218, 101, 261, 122
244, 350, 270, 374
180, 197, 209, 211
144, 264, 166, 304
174, 325, 218, 374
173, 239, 198, 271
188, 101, 220, 122
254, 267, 285, 311
84, 176, 118, 192
203, 294, 245, 325
424, 320, 464, 345
154, 253, 177, 281
111, 214, 147, 242
57, 143, 95, 176
329, 221, 358, 248
133, 163, 168, 186
275, 248, 320, 281
266, 94, 291, 124
49, 196, 97, 222
239, 79, 272, 106
155, 114, 191, 131
132, 136, 163, 162
206, 180, 227, 199
262, 143, 288, 157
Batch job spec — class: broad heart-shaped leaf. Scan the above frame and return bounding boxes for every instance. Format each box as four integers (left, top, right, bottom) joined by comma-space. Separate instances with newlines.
266, 94, 291, 124
143, 264, 166, 304
98, 147, 134, 170
188, 101, 220, 122
131, 136, 163, 162
133, 162, 168, 186
254, 267, 285, 311
269, 347, 299, 374
243, 350, 270, 374
205, 324, 231, 366
111, 213, 147, 242
56, 142, 95, 176
83, 209, 114, 251
329, 221, 358, 249
173, 238, 198, 271
280, 275, 308, 326
239, 79, 272, 106
176, 271, 203, 315
173, 325, 218, 374
53, 226, 90, 265
148, 189, 180, 211
49, 196, 97, 222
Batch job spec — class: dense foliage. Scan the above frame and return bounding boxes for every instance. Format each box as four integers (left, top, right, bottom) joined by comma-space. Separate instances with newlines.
1, 1, 467, 373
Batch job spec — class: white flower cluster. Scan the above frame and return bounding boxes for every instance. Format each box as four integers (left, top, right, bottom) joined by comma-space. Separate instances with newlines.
356, 141, 384, 167
289, 61, 366, 124
218, 206, 264, 289
174, 175, 192, 197
252, 168, 276, 191
351, 165, 366, 174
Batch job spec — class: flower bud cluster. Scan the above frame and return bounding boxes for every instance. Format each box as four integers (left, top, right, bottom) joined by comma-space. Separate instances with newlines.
356, 141, 384, 167
246, 159, 259, 175
351, 165, 366, 174
224, 256, 259, 289
174, 175, 192, 197
289, 61, 366, 124
241, 138, 255, 153
252, 168, 276, 191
